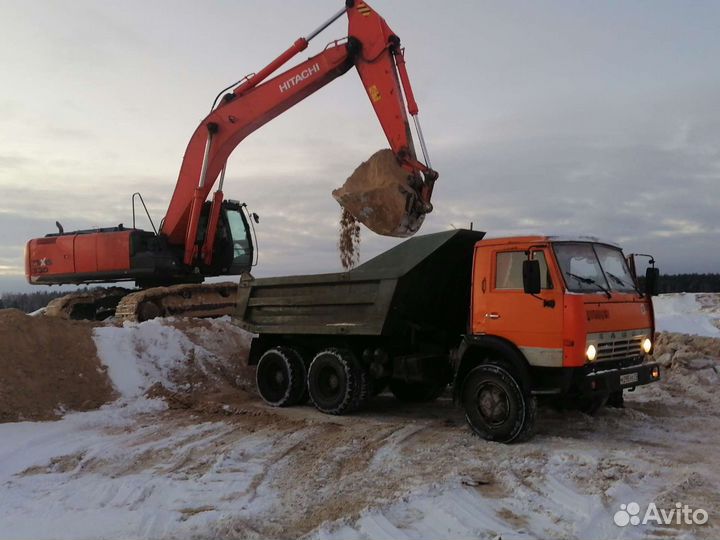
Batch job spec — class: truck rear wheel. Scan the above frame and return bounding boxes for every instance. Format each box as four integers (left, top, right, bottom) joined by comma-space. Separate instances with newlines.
389, 380, 446, 402
256, 346, 307, 407
461, 363, 536, 443
308, 348, 362, 415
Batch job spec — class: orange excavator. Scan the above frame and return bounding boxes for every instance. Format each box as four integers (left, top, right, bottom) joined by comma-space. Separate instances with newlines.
25, 1, 438, 321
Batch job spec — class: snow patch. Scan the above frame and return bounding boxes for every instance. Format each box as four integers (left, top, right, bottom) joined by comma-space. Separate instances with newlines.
93, 319, 211, 398
653, 293, 720, 337
0, 402, 276, 540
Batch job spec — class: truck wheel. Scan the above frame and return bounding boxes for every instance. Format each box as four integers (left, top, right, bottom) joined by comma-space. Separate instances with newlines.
354, 365, 373, 410
256, 346, 307, 407
308, 348, 362, 415
389, 380, 446, 402
461, 364, 536, 443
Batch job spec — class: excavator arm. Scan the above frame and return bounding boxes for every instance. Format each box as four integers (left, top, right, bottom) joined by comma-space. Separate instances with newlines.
159, 1, 437, 266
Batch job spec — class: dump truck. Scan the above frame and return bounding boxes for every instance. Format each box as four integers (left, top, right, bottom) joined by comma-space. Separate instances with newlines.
236, 229, 661, 443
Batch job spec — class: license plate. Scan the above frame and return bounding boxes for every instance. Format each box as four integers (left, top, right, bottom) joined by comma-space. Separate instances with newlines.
620, 372, 639, 385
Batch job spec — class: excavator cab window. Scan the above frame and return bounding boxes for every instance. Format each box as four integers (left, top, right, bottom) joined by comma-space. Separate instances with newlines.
221, 201, 253, 273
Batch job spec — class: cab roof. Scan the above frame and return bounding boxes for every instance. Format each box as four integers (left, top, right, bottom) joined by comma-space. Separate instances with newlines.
478, 234, 621, 249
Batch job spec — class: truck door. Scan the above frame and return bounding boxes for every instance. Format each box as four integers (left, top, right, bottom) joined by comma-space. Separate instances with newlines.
472, 244, 564, 368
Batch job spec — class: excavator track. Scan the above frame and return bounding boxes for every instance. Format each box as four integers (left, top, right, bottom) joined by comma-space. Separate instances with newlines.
43, 282, 239, 322
114, 282, 239, 322
44, 287, 132, 320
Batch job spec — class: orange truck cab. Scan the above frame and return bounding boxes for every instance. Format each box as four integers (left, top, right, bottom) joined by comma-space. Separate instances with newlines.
458, 235, 661, 427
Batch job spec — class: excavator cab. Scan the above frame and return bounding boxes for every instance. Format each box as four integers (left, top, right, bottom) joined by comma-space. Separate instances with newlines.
196, 200, 254, 277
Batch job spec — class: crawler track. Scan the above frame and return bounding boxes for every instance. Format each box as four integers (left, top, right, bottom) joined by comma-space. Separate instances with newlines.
44, 282, 239, 322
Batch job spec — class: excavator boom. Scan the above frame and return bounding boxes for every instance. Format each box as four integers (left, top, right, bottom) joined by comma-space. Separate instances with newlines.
160, 0, 436, 265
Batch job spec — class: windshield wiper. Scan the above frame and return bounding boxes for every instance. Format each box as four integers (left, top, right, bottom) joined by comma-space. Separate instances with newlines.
565, 272, 612, 298
606, 271, 642, 296
605, 271, 626, 287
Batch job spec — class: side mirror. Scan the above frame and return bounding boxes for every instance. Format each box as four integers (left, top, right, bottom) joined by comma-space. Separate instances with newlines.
645, 267, 660, 296
523, 259, 541, 295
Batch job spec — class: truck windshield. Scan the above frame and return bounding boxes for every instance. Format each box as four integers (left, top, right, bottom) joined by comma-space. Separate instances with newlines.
553, 242, 637, 294
594, 244, 637, 293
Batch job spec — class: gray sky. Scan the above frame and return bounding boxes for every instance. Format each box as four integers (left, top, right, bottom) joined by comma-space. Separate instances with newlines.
1, 0, 718, 293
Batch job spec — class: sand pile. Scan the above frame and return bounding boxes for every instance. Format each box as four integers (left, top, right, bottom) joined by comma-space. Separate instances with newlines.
0, 309, 115, 422
641, 332, 720, 408
92, 316, 257, 416
333, 149, 425, 239
166, 318, 258, 415
163, 317, 255, 394
653, 332, 720, 369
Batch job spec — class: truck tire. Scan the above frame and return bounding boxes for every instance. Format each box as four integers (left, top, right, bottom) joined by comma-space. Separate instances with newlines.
389, 380, 446, 403
461, 363, 536, 443
353, 365, 373, 411
308, 348, 362, 415
256, 346, 307, 407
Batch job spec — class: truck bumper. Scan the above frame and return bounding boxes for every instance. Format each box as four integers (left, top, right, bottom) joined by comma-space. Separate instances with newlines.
581, 362, 660, 395
531, 360, 661, 397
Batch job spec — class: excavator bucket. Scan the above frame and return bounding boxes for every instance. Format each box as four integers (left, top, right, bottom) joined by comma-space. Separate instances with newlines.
332, 149, 426, 238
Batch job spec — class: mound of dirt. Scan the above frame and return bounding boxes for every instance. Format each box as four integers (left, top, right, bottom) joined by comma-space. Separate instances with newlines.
163, 317, 255, 391
654, 332, 720, 369
333, 149, 425, 238
135, 317, 258, 415
0, 309, 115, 422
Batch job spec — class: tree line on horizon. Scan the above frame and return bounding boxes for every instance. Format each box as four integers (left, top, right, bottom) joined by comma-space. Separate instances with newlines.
645, 273, 720, 294
0, 289, 73, 313
1, 273, 719, 314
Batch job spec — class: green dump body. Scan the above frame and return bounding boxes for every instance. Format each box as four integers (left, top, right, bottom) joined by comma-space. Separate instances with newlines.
236, 229, 486, 339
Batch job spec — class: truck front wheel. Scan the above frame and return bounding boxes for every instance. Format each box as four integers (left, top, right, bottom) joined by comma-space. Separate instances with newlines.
461, 363, 536, 443
308, 348, 362, 415
256, 346, 307, 407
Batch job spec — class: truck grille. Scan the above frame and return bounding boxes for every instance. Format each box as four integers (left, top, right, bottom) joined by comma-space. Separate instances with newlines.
596, 335, 643, 361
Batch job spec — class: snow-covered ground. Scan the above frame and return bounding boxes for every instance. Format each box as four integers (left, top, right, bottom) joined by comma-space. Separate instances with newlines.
1, 296, 719, 539
653, 293, 720, 337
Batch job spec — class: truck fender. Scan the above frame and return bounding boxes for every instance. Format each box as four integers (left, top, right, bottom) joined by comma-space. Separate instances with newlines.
452, 335, 532, 402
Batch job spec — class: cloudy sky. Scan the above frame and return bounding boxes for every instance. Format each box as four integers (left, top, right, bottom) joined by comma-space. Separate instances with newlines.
1, 0, 718, 293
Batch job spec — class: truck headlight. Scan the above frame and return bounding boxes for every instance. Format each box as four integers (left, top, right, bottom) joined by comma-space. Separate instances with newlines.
642, 337, 652, 354
586, 344, 597, 362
